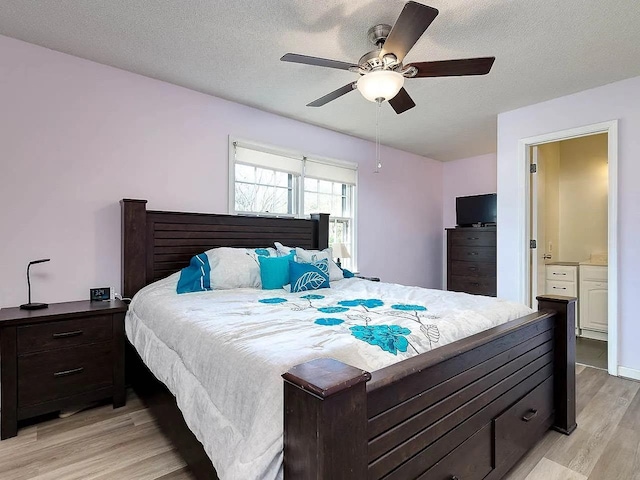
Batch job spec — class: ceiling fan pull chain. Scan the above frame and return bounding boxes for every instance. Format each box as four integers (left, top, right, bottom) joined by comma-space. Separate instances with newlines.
375, 99, 382, 173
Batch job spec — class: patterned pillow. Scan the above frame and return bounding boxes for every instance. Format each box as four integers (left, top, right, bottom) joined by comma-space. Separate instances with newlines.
294, 247, 343, 282
177, 253, 212, 294
289, 258, 330, 293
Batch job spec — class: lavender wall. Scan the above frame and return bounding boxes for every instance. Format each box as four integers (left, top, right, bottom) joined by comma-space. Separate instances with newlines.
0, 35, 443, 307
497, 75, 640, 375
442, 153, 497, 229
440, 154, 497, 288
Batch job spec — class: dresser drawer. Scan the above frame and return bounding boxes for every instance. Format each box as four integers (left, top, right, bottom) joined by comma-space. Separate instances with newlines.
422, 423, 493, 480
545, 280, 577, 297
17, 315, 112, 354
18, 342, 113, 407
449, 275, 496, 296
449, 230, 496, 247
546, 265, 577, 282
449, 246, 496, 263
494, 376, 554, 469
450, 260, 496, 278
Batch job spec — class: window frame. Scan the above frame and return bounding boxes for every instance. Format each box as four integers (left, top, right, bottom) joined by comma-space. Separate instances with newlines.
228, 136, 358, 269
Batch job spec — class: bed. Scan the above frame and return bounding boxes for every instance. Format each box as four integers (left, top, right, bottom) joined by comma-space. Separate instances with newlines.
121, 199, 577, 480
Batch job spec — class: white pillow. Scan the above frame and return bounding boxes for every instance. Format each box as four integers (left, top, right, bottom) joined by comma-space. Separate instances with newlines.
274, 242, 294, 256
205, 247, 276, 289
295, 247, 343, 282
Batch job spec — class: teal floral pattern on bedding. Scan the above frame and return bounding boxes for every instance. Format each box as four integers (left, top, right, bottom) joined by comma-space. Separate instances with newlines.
257, 293, 442, 355
350, 325, 411, 354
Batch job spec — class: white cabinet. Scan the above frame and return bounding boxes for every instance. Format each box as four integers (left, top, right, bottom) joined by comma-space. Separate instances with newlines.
545, 265, 578, 331
579, 265, 608, 340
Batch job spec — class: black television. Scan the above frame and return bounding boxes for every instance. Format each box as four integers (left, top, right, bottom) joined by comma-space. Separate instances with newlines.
456, 193, 497, 227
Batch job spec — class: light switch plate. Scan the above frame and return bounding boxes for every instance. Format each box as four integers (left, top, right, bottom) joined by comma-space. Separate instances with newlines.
90, 287, 111, 301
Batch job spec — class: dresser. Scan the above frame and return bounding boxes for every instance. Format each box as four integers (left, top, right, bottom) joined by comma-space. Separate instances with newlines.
0, 300, 127, 439
446, 226, 497, 296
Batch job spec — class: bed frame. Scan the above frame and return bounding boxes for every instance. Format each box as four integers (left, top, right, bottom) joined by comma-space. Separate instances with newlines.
121, 199, 576, 480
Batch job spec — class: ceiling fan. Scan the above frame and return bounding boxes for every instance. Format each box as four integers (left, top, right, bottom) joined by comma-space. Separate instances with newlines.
281, 1, 495, 114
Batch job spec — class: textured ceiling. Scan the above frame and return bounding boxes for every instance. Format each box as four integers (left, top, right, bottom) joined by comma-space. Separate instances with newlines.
1, 0, 639, 161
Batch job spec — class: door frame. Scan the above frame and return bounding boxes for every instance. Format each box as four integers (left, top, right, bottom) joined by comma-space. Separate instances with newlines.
518, 120, 618, 376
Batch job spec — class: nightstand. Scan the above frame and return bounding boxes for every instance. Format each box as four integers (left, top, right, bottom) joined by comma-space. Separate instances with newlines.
0, 300, 127, 439
356, 276, 381, 282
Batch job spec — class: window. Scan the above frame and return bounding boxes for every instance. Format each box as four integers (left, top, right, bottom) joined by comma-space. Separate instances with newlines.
230, 140, 357, 270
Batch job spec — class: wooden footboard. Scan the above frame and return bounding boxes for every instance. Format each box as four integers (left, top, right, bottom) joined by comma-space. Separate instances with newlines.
283, 295, 576, 480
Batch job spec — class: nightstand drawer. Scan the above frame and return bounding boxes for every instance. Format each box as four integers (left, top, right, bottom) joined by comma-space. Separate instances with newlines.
18, 342, 112, 407
17, 315, 112, 354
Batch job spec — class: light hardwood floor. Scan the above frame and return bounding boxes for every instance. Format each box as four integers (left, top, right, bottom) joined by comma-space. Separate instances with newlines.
0, 366, 637, 480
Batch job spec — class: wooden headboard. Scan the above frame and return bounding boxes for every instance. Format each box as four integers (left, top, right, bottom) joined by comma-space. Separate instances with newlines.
121, 199, 329, 298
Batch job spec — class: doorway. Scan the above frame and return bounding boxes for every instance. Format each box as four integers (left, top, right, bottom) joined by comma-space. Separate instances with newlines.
530, 134, 608, 370
520, 120, 618, 376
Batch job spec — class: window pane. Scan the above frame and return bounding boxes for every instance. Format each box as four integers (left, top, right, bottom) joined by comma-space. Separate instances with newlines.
236, 164, 255, 183
255, 167, 276, 186
235, 182, 256, 212
274, 171, 290, 188
305, 177, 318, 192
304, 192, 318, 214
318, 180, 333, 194
318, 193, 332, 213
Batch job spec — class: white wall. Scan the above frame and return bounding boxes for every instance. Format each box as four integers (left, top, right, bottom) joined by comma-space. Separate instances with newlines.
497, 75, 640, 374
557, 134, 608, 262
0, 35, 444, 307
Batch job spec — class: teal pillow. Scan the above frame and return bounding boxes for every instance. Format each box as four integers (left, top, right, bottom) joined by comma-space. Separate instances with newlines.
342, 268, 355, 278
290, 258, 330, 293
177, 253, 211, 294
259, 253, 295, 290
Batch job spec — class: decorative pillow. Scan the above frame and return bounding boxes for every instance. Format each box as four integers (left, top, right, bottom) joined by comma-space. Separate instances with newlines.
274, 242, 295, 256
295, 247, 343, 282
289, 258, 330, 293
177, 253, 212, 294
342, 268, 355, 278
259, 252, 295, 290
206, 247, 274, 290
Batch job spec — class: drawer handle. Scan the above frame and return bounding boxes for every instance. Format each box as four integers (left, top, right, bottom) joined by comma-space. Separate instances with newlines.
471, 282, 480, 287
52, 330, 83, 339
522, 409, 538, 422
468, 267, 478, 271
467, 237, 479, 240
552, 286, 567, 290
553, 272, 567, 276
54, 367, 84, 378
467, 252, 479, 256
451, 476, 460, 480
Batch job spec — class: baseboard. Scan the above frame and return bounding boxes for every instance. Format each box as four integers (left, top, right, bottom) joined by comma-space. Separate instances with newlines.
618, 366, 640, 382
579, 329, 608, 341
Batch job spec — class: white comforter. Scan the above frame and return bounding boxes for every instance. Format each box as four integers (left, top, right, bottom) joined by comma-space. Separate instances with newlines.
126, 275, 533, 480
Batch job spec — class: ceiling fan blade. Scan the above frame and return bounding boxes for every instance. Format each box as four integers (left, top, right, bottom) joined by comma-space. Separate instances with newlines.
281, 53, 357, 71
408, 57, 496, 77
388, 87, 416, 114
381, 2, 439, 63
307, 83, 357, 107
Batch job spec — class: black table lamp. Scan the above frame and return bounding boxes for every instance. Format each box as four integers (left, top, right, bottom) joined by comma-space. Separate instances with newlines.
20, 258, 51, 310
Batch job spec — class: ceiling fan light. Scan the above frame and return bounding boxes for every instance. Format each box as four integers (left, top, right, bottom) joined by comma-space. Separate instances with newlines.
356, 70, 404, 102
